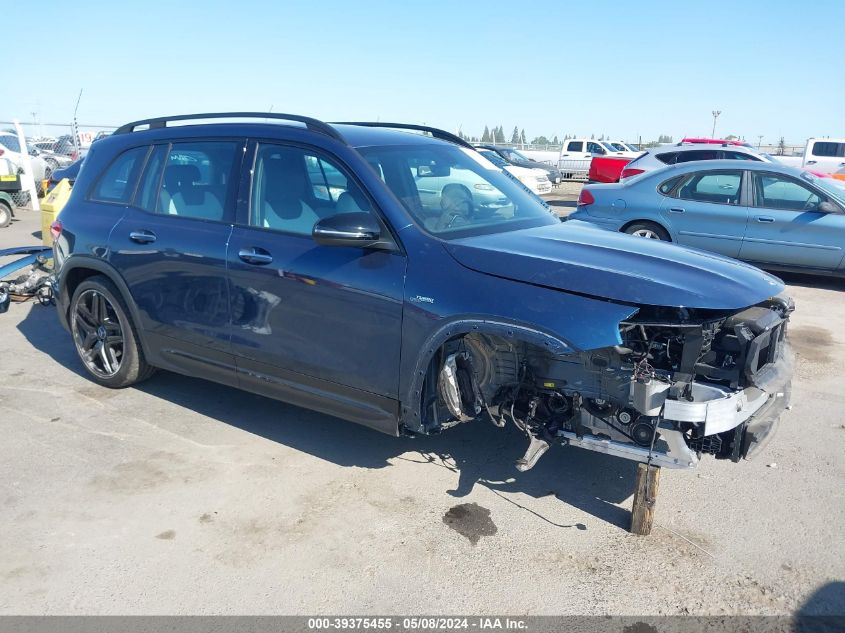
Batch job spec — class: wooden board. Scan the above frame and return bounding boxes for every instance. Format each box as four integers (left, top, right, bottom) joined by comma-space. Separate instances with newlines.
630, 462, 660, 535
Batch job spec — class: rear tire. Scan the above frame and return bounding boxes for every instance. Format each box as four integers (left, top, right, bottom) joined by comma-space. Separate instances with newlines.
624, 221, 670, 241
69, 276, 156, 388
0, 201, 11, 228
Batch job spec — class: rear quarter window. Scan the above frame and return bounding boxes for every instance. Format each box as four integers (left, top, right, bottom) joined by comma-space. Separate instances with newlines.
657, 175, 684, 195
811, 142, 845, 158
89, 146, 148, 204
656, 152, 678, 165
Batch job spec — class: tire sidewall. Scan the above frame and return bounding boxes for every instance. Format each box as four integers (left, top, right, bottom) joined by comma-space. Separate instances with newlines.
625, 222, 670, 241
0, 202, 11, 228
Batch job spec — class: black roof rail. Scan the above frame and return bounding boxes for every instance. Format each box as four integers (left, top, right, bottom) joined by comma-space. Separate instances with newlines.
113, 112, 346, 143
331, 122, 474, 149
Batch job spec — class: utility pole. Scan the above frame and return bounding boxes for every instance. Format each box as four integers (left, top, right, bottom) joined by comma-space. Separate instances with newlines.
711, 110, 721, 139
757, 135, 763, 149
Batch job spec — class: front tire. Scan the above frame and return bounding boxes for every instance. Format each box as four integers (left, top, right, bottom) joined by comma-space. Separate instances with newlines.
624, 221, 670, 241
69, 276, 155, 388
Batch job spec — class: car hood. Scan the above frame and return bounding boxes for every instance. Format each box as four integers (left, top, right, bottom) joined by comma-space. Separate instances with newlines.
445, 221, 784, 309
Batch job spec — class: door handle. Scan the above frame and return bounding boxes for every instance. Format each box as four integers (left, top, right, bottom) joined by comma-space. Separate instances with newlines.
756, 216, 775, 223
668, 207, 685, 213
238, 247, 273, 265
806, 160, 817, 165
129, 230, 157, 244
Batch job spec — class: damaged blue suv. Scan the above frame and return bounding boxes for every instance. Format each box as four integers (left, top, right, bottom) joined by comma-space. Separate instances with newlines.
52, 113, 793, 474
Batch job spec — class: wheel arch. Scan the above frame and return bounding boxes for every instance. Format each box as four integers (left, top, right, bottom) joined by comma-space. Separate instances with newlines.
620, 218, 673, 241
59, 256, 153, 359
399, 318, 574, 433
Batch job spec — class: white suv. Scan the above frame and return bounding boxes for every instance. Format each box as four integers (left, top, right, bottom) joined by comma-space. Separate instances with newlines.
619, 142, 772, 182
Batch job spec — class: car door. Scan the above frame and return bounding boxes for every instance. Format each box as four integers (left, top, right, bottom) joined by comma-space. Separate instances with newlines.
561, 140, 588, 160
805, 140, 845, 177
108, 139, 242, 385
738, 171, 845, 270
226, 140, 407, 429
658, 169, 748, 257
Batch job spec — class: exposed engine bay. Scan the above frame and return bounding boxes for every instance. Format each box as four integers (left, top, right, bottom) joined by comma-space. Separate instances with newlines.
421, 295, 794, 471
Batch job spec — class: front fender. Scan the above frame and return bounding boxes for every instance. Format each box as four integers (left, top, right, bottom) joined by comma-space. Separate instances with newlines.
397, 240, 639, 429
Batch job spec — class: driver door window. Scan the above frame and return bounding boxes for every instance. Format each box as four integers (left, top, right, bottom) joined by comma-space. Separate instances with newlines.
250, 144, 374, 236
753, 173, 823, 212
586, 142, 606, 155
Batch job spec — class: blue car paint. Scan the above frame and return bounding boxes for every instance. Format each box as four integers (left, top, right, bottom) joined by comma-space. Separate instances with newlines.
0, 247, 52, 279
570, 160, 845, 274
54, 124, 785, 437
445, 221, 784, 310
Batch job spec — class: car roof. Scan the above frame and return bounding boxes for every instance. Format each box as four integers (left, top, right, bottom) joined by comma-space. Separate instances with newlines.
646, 158, 808, 179
654, 143, 757, 154
96, 121, 457, 153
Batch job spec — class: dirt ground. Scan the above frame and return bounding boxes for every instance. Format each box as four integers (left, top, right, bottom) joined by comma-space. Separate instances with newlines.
1, 201, 843, 615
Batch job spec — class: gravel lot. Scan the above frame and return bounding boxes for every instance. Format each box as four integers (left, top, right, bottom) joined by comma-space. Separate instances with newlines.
1, 199, 843, 616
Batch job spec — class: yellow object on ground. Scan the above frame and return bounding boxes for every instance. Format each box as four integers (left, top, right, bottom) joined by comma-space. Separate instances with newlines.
40, 179, 73, 247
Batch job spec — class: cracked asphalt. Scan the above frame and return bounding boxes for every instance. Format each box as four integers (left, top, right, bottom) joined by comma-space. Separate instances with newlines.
1, 199, 843, 615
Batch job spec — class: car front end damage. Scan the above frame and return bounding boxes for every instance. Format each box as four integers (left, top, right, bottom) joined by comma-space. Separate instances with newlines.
423, 294, 793, 472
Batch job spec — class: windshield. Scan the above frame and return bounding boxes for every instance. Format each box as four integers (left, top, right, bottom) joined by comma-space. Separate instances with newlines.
478, 150, 508, 168
507, 149, 530, 162
358, 144, 558, 238
804, 172, 845, 203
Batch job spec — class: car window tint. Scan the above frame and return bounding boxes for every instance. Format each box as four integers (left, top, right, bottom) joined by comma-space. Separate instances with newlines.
675, 150, 719, 163
586, 142, 606, 155
655, 152, 677, 165
676, 170, 742, 205
754, 173, 823, 211
566, 141, 583, 152
657, 175, 684, 195
90, 145, 148, 203
157, 141, 238, 221
136, 145, 168, 212
723, 151, 759, 161
811, 142, 845, 158
250, 144, 374, 236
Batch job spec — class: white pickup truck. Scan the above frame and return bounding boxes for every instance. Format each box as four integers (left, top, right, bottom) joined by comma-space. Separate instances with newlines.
560, 138, 640, 160
775, 138, 845, 180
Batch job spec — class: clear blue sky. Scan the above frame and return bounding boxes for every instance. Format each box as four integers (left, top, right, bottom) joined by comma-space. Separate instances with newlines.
6, 0, 844, 144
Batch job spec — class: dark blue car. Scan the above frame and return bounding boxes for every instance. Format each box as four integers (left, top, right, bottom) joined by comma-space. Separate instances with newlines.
52, 113, 793, 474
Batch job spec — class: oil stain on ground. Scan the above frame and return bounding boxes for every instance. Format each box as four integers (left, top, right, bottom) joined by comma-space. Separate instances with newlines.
789, 326, 834, 364
443, 503, 497, 545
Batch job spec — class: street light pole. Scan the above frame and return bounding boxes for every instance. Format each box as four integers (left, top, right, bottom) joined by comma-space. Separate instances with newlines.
711, 110, 721, 138
757, 135, 763, 150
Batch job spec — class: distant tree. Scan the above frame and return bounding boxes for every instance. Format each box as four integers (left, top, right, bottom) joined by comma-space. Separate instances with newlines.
598, 134, 605, 141
495, 125, 506, 143
777, 136, 786, 156
520, 128, 526, 144
511, 126, 520, 143
470, 136, 479, 143
656, 134, 673, 144
531, 136, 551, 145
590, 133, 595, 139
725, 134, 738, 140
481, 125, 491, 143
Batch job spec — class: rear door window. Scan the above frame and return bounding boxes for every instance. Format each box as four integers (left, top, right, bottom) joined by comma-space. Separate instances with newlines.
566, 141, 583, 152
811, 142, 845, 158
138, 141, 239, 221
89, 145, 148, 204
655, 152, 678, 165
676, 170, 743, 205
675, 150, 719, 163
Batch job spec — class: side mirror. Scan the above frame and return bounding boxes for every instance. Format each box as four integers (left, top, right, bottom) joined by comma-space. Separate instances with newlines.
818, 200, 841, 214
312, 212, 383, 248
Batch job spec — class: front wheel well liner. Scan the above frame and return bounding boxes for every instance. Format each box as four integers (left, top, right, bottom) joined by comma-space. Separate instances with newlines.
400, 319, 574, 433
